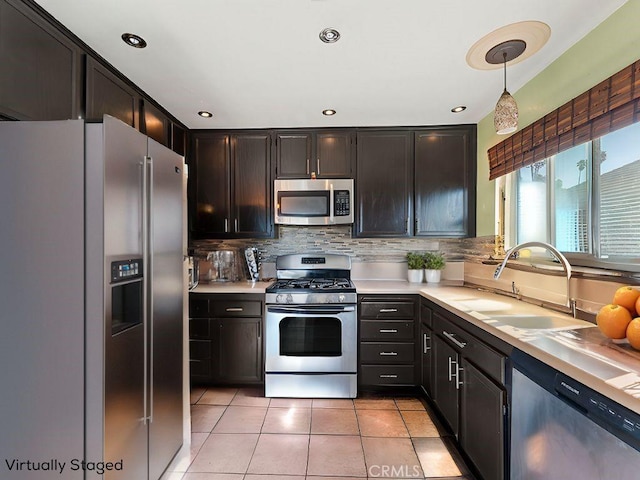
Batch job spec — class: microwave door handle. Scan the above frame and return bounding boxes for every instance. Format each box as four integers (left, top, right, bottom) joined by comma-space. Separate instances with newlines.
329, 183, 334, 222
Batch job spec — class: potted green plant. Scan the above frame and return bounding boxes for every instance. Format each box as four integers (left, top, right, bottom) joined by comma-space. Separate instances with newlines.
406, 252, 424, 283
423, 251, 446, 283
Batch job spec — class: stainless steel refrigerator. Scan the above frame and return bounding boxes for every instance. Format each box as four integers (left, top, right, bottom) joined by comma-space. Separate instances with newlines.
0, 115, 184, 480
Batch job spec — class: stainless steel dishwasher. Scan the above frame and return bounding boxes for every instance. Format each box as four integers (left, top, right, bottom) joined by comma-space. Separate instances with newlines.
510, 348, 640, 479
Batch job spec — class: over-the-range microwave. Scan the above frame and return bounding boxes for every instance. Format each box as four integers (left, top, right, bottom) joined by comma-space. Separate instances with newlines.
274, 178, 354, 225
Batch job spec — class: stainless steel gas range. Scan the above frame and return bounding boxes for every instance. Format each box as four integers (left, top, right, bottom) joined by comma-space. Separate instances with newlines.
265, 254, 357, 398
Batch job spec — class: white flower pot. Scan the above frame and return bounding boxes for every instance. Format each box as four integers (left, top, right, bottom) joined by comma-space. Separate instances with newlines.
425, 269, 442, 283
407, 269, 424, 283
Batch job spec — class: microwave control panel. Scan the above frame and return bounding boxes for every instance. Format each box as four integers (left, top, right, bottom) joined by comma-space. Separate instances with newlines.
334, 190, 351, 216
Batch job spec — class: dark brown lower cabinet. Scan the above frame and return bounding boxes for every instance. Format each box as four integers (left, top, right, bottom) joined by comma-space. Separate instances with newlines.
216, 317, 262, 384
189, 293, 264, 385
460, 358, 506, 480
426, 300, 509, 480
432, 334, 460, 435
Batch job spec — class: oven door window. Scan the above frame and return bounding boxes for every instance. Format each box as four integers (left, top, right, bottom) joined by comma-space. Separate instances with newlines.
279, 316, 341, 356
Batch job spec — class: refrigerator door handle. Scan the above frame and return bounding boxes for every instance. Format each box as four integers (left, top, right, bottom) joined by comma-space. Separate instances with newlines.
147, 155, 155, 424
142, 155, 155, 425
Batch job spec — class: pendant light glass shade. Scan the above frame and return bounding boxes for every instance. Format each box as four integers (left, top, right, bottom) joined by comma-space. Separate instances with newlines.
494, 51, 518, 135
494, 88, 518, 134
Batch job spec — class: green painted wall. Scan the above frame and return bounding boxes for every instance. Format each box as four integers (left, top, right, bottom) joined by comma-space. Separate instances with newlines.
475, 0, 640, 236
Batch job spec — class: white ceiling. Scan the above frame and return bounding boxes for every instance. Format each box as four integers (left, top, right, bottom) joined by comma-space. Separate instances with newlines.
35, 0, 627, 130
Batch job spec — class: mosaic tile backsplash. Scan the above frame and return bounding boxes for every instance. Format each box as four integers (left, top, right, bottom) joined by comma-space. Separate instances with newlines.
191, 225, 495, 264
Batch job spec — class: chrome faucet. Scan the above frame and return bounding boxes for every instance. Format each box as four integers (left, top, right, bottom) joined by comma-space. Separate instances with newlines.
494, 241, 576, 317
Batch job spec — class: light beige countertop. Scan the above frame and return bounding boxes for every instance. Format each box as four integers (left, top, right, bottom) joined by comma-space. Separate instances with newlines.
189, 278, 640, 413
417, 285, 640, 415
191, 281, 272, 294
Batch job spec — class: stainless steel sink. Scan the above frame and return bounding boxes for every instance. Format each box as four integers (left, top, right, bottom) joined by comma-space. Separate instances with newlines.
490, 314, 591, 330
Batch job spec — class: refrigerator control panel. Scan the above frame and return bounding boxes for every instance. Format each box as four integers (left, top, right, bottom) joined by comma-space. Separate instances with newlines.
111, 259, 143, 283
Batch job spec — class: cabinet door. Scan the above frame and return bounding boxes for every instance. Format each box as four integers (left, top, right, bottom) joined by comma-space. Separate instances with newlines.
433, 335, 459, 436
215, 318, 263, 384
460, 358, 506, 480
189, 133, 232, 236
421, 323, 433, 397
316, 131, 353, 177
276, 132, 312, 178
0, 0, 81, 120
86, 57, 140, 128
142, 100, 171, 147
232, 134, 273, 237
355, 131, 413, 237
414, 128, 476, 237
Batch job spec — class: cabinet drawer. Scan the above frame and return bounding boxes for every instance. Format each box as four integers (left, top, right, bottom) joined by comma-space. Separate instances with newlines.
434, 312, 505, 384
360, 320, 414, 340
360, 365, 415, 385
360, 301, 415, 319
189, 298, 209, 317
361, 342, 415, 364
189, 318, 210, 339
212, 300, 261, 317
189, 339, 211, 361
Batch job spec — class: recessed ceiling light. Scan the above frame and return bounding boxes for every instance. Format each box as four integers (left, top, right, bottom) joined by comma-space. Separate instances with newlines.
319, 28, 340, 43
198, 111, 213, 118
322, 109, 336, 116
121, 33, 147, 49
451, 106, 467, 113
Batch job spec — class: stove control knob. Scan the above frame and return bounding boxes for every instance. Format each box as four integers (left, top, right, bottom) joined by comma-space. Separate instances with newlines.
286, 294, 293, 304
276, 294, 284, 303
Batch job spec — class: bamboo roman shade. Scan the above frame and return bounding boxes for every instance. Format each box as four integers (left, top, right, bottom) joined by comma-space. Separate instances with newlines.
488, 59, 640, 180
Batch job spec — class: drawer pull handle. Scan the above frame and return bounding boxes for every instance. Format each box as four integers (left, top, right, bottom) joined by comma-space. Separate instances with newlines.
225, 307, 244, 312
379, 374, 398, 378
443, 330, 467, 349
379, 329, 398, 333
379, 308, 398, 313
379, 352, 398, 356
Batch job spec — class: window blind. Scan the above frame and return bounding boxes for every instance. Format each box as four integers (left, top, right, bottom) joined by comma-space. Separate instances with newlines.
488, 59, 640, 180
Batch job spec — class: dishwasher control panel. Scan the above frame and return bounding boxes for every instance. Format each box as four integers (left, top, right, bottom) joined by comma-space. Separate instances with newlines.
554, 373, 640, 449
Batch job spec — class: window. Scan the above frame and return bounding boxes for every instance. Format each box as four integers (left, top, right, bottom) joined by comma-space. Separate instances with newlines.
510, 122, 640, 270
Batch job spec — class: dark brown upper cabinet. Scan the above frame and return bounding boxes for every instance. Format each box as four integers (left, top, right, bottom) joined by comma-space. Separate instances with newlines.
171, 123, 187, 157
276, 130, 354, 178
0, 0, 82, 121
85, 56, 140, 129
355, 131, 413, 237
414, 126, 476, 237
142, 100, 171, 148
189, 131, 273, 239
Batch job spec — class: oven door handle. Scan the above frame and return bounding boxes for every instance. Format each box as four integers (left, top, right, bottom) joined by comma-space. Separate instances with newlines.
267, 305, 355, 315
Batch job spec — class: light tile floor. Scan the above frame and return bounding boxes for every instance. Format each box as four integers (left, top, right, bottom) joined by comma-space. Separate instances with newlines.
161, 387, 476, 480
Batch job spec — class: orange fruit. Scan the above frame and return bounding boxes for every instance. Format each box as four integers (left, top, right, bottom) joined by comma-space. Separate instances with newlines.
612, 286, 640, 316
627, 318, 640, 350
596, 304, 632, 339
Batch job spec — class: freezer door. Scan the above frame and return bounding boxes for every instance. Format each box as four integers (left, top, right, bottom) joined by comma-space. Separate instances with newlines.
102, 116, 149, 480
147, 137, 185, 479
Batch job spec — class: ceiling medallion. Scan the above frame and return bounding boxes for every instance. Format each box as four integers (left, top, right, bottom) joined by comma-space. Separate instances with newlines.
466, 21, 550, 70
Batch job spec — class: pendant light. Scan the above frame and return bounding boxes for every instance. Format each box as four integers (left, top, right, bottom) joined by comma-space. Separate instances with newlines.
486, 40, 526, 135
